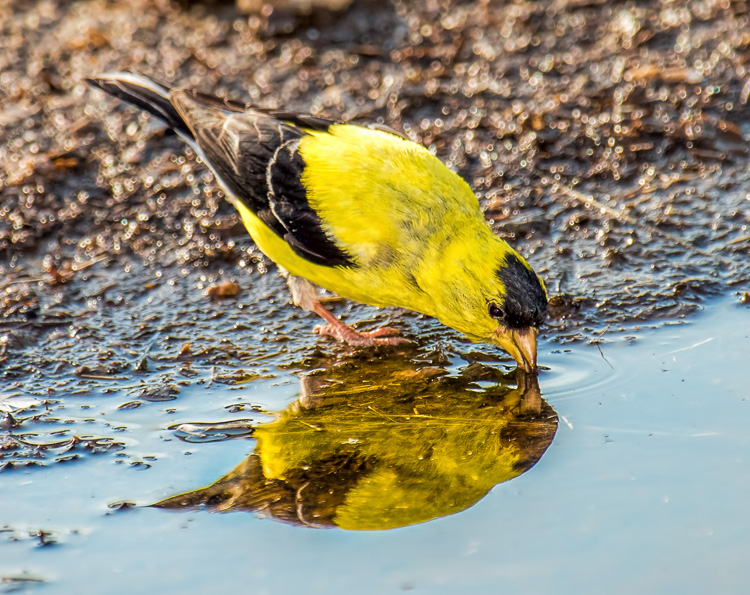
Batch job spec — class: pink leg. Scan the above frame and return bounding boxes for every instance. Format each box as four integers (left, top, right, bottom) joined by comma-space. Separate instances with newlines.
311, 302, 409, 347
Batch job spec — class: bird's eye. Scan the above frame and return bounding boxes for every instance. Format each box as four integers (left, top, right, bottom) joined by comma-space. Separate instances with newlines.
488, 302, 505, 321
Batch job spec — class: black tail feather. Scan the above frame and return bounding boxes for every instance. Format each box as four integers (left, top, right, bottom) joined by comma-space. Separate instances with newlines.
84, 73, 194, 140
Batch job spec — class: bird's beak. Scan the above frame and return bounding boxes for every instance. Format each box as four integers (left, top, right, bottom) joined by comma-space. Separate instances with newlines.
495, 327, 538, 374
513, 328, 538, 373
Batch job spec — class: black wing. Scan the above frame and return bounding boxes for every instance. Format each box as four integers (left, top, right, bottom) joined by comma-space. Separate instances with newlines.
170, 90, 356, 268
87, 74, 354, 268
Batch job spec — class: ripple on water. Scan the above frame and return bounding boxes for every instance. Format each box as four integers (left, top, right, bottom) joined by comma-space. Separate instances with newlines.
540, 342, 622, 402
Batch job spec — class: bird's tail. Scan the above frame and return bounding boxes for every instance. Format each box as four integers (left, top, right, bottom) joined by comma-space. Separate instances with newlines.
84, 72, 194, 140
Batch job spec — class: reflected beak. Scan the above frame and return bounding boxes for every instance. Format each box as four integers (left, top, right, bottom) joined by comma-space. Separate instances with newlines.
496, 327, 538, 374
507, 369, 542, 415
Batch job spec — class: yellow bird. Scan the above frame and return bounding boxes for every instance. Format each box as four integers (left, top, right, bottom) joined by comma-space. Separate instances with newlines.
86, 73, 548, 372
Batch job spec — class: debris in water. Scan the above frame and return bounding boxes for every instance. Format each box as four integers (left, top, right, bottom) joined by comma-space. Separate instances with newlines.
206, 281, 241, 299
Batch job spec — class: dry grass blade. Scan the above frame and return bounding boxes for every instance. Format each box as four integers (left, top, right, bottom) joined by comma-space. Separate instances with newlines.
591, 323, 613, 369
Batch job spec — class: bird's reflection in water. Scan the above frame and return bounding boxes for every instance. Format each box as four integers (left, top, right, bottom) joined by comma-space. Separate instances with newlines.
154, 357, 558, 530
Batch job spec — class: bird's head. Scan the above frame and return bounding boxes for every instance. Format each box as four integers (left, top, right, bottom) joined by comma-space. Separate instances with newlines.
429, 242, 547, 373
485, 251, 548, 373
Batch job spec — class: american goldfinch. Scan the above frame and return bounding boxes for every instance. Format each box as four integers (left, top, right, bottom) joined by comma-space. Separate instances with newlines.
86, 73, 548, 372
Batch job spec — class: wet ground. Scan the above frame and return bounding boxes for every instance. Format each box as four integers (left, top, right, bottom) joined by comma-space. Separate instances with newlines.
1, 0, 750, 592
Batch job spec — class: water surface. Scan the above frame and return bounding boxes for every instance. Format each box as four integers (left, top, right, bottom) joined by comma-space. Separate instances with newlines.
2, 296, 748, 594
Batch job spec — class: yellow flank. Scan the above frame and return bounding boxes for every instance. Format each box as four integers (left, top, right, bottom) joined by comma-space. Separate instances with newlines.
232, 123, 526, 342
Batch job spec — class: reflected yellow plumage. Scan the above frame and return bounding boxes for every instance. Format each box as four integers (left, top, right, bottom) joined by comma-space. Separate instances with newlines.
154, 357, 558, 530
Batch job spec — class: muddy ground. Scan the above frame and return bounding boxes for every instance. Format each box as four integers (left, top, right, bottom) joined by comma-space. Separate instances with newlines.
1, 0, 749, 466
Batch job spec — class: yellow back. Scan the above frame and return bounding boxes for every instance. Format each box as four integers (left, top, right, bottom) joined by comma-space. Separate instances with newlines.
299, 124, 485, 267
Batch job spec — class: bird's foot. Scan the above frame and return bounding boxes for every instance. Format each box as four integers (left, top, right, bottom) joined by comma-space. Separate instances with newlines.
314, 323, 409, 346
310, 300, 410, 346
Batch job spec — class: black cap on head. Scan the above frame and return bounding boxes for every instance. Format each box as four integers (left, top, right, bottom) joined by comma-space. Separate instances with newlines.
495, 253, 548, 329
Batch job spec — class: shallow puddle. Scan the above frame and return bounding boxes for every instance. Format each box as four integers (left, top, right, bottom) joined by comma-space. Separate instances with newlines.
1, 295, 747, 594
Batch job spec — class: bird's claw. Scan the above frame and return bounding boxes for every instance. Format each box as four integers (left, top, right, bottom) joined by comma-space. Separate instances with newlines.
314, 324, 410, 347
360, 326, 402, 338
360, 328, 412, 346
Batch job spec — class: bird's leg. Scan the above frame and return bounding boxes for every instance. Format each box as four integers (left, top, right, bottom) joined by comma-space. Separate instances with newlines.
285, 273, 407, 347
